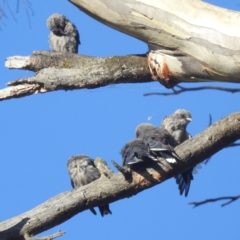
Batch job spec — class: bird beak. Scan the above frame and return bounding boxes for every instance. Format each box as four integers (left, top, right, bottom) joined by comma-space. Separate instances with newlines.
186, 117, 192, 122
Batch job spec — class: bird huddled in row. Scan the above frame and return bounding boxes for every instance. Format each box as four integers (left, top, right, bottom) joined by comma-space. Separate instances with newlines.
67, 155, 112, 217
121, 123, 177, 170
121, 109, 197, 197
47, 13, 80, 53
66, 109, 196, 217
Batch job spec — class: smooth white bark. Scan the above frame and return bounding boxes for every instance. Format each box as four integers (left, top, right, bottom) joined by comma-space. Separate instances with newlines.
70, 0, 240, 85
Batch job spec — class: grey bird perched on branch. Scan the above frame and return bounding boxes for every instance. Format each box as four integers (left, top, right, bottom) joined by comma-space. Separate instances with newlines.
161, 109, 194, 197
135, 123, 177, 165
162, 109, 192, 145
47, 13, 80, 53
67, 155, 112, 216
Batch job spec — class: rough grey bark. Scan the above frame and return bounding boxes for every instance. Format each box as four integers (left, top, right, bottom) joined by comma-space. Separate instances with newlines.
69, 0, 240, 87
0, 112, 239, 240
2, 51, 150, 101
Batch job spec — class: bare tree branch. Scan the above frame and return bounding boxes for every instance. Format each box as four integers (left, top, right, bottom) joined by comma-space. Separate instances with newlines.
189, 194, 240, 207
226, 142, 240, 148
18, 0, 35, 28
3, 52, 240, 102
0, 0, 34, 28
1, 51, 151, 101
144, 85, 240, 97
0, 112, 239, 240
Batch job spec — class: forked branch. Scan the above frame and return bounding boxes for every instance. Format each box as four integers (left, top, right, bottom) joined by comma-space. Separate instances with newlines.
189, 194, 240, 207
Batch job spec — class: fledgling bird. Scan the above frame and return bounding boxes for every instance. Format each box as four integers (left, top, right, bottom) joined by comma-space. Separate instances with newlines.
135, 123, 177, 164
67, 155, 112, 216
47, 13, 80, 53
121, 139, 158, 169
161, 109, 192, 145
161, 109, 194, 197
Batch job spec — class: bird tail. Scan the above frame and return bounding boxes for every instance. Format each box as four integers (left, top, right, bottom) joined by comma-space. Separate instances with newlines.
175, 168, 194, 197
98, 205, 112, 217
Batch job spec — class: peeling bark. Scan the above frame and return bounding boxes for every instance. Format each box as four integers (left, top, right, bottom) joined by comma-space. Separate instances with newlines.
69, 0, 240, 85
0, 112, 239, 240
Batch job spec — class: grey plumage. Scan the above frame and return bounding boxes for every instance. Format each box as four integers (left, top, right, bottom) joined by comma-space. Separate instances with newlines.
161, 109, 193, 197
67, 155, 112, 216
47, 13, 80, 53
135, 123, 177, 164
162, 109, 192, 145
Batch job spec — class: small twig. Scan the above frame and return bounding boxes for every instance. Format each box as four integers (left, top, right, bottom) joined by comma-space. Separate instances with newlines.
5, 0, 17, 23
24, 230, 65, 240
226, 142, 240, 148
19, 0, 35, 28
0, 0, 8, 30
205, 141, 240, 164
205, 114, 240, 164
205, 114, 213, 164
189, 194, 240, 207
144, 85, 240, 96
111, 160, 132, 180
208, 114, 212, 126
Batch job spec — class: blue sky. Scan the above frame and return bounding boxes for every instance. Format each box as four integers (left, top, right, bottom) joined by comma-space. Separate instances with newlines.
1, 0, 240, 239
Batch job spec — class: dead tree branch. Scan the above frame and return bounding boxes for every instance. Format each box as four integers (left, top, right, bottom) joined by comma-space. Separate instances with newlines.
0, 112, 239, 240
2, 51, 151, 101
4, 52, 240, 102
189, 194, 240, 207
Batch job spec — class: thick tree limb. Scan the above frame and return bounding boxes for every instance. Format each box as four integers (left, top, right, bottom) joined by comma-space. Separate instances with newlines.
70, 0, 240, 86
4, 49, 240, 102
2, 51, 151, 101
0, 112, 239, 240
189, 194, 240, 207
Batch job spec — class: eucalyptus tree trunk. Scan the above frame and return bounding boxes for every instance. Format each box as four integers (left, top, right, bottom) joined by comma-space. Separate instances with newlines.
70, 0, 240, 87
